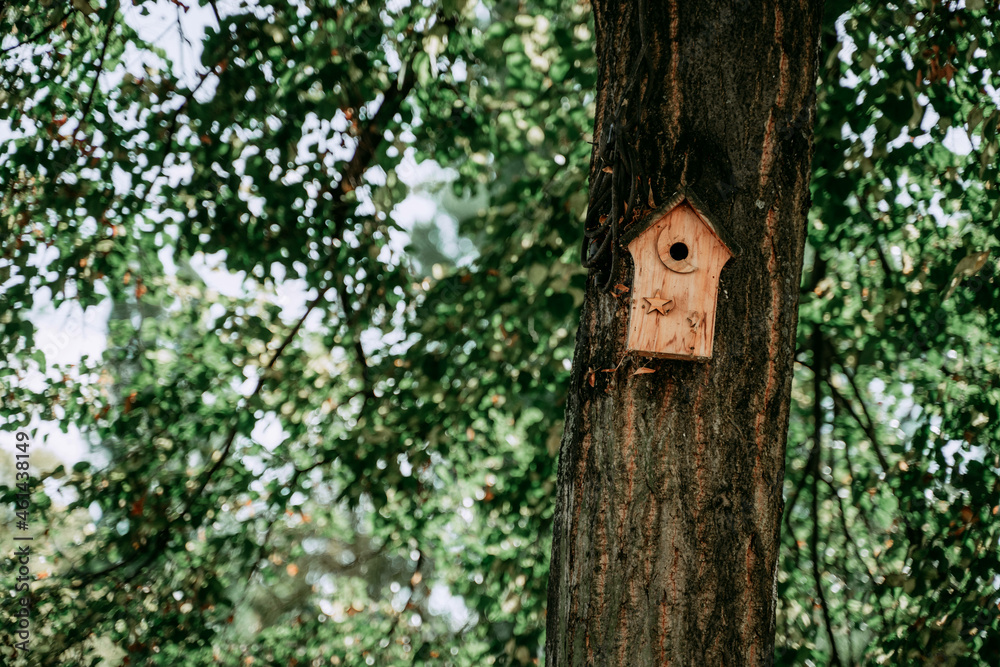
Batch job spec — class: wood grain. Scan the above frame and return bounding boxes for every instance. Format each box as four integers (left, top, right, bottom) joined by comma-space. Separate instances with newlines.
626, 201, 732, 359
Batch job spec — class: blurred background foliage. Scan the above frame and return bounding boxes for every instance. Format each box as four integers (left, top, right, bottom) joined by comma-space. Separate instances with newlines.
0, 0, 998, 665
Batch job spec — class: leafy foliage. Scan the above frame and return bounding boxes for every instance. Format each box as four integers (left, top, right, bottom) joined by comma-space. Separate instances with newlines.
0, 1, 997, 666
778, 2, 1000, 665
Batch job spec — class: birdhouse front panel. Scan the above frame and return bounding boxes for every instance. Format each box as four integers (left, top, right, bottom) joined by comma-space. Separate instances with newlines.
626, 200, 732, 360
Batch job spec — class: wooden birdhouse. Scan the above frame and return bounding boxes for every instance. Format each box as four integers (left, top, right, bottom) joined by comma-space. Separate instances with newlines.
624, 192, 734, 360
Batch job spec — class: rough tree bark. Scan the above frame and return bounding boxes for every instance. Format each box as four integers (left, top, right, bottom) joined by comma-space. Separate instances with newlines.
546, 1, 824, 665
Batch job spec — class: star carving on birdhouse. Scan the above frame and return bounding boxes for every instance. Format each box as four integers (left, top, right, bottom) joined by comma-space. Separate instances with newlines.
622, 191, 734, 360
643, 291, 674, 315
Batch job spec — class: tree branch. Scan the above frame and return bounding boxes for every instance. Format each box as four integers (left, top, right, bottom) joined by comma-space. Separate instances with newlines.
819, 472, 888, 633
79, 13, 116, 127
2, 11, 73, 53
183, 288, 330, 513
136, 62, 221, 202
336, 282, 375, 398
331, 64, 417, 200
811, 467, 844, 667
811, 327, 844, 667
68, 289, 327, 588
856, 205, 895, 279
825, 375, 891, 473
59, 54, 418, 610
819, 472, 860, 666
783, 438, 818, 567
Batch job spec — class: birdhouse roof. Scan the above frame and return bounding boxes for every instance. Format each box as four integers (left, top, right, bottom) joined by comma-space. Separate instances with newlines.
621, 189, 736, 257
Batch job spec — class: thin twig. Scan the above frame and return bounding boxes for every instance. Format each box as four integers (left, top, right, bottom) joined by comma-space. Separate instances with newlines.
208, 0, 223, 26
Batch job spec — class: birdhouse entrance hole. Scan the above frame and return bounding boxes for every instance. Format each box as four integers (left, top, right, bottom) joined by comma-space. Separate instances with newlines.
669, 242, 688, 261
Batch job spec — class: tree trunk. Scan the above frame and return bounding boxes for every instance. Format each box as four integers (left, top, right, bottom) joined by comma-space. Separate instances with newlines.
546, 1, 824, 665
